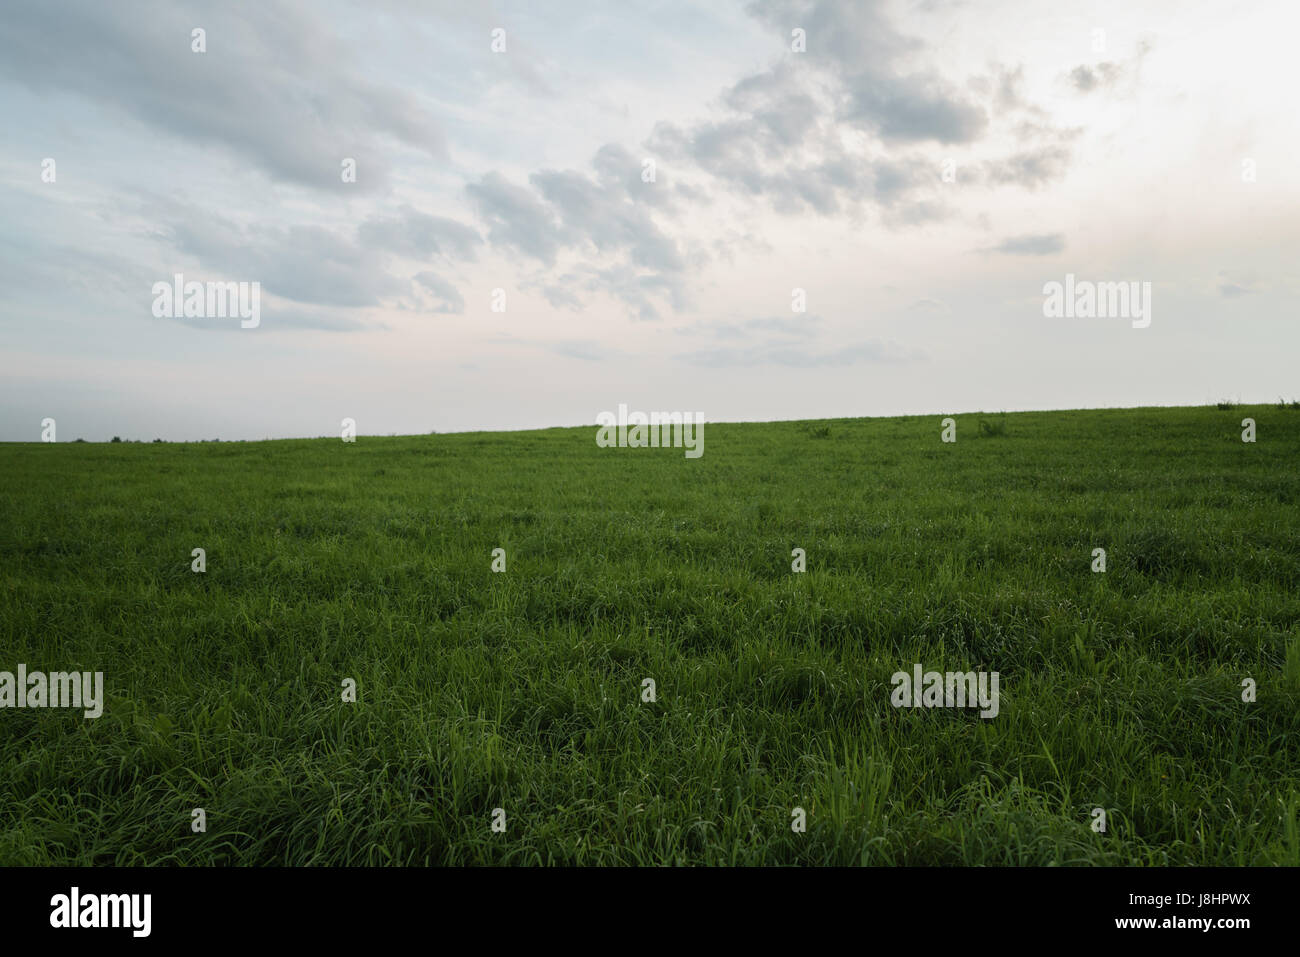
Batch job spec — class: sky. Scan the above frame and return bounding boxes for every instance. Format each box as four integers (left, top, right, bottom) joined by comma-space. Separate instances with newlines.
1, 0, 1297, 441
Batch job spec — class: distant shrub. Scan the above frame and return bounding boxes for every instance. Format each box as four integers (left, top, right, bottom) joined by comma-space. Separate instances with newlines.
978, 416, 1009, 437
111, 436, 122, 443
808, 425, 832, 439
1276, 397, 1300, 410
1216, 400, 1237, 410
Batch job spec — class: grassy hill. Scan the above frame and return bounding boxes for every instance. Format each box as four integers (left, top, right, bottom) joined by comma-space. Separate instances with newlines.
2, 404, 1298, 864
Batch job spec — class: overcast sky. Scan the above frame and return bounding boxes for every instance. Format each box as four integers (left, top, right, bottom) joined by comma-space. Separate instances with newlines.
2, 0, 1296, 441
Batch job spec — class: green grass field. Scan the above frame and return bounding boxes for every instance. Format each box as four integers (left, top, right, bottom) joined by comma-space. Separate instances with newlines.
2, 404, 1298, 865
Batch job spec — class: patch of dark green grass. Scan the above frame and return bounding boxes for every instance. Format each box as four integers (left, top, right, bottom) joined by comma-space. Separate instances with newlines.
978, 415, 1010, 438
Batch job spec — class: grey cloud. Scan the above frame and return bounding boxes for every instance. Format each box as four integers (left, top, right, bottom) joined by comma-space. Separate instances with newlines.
968, 65, 1039, 115
587, 264, 688, 322
1069, 64, 1115, 93
747, 0, 986, 143
675, 182, 711, 205
882, 198, 951, 226
540, 283, 585, 311
673, 118, 768, 194
747, 0, 919, 69
648, 112, 929, 218
465, 151, 693, 320
0, 0, 445, 191
711, 228, 773, 264
870, 160, 922, 203
637, 0, 1018, 224
360, 208, 482, 262
591, 144, 671, 208
466, 172, 567, 265
1066, 64, 1107, 92
0, 213, 381, 332
983, 233, 1066, 256
994, 65, 1029, 111
413, 272, 466, 314
1066, 42, 1152, 96
980, 146, 1074, 188
842, 71, 987, 144
724, 66, 822, 149
530, 168, 685, 273
149, 199, 403, 308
